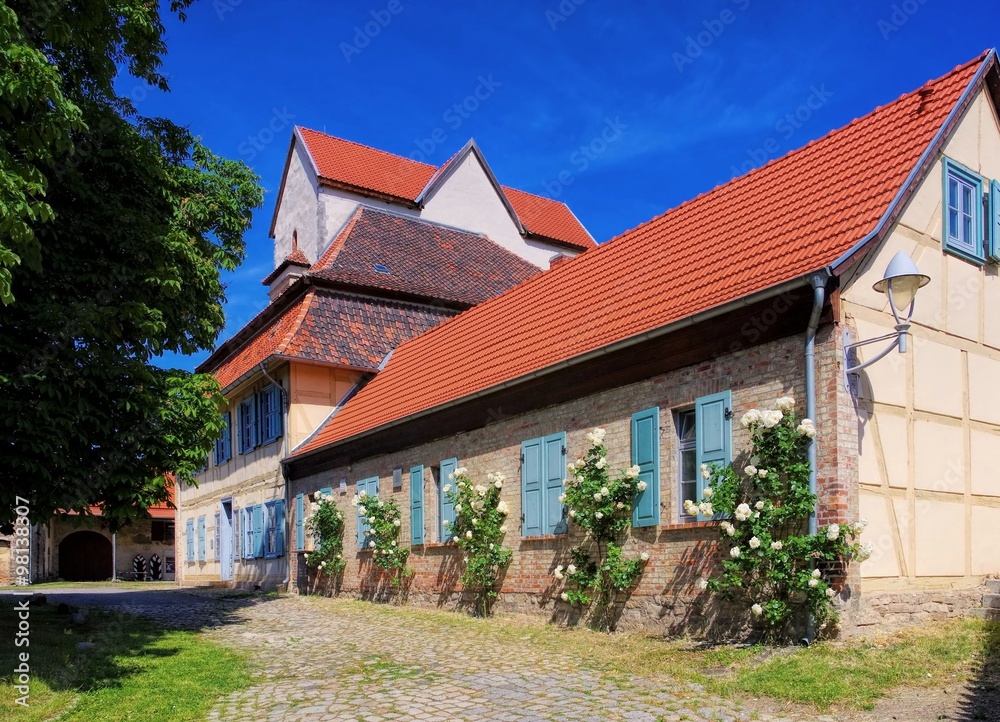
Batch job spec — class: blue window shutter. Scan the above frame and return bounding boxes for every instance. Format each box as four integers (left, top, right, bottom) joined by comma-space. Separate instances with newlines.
631, 407, 661, 528
275, 500, 286, 557
990, 180, 1000, 263
439, 459, 457, 541
236, 403, 245, 455
253, 504, 264, 558
196, 516, 206, 562
695, 391, 732, 520
319, 486, 333, 497
295, 494, 305, 551
521, 439, 543, 537
242, 508, 252, 559
543, 433, 567, 534
357, 477, 379, 549
410, 466, 425, 546
186, 520, 194, 562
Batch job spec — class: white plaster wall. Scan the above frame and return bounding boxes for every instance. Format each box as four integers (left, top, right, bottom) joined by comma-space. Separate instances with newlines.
272, 141, 322, 266
844, 88, 1000, 588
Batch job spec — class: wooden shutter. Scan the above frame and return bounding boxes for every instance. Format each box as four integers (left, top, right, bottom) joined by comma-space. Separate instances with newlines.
185, 520, 194, 562
695, 390, 732, 520
295, 494, 305, 551
275, 500, 286, 557
543, 433, 567, 535
521, 438, 543, 537
990, 180, 1000, 262
196, 516, 206, 562
439, 458, 457, 542
410, 466, 425, 546
252, 504, 264, 558
357, 477, 379, 549
631, 407, 661, 528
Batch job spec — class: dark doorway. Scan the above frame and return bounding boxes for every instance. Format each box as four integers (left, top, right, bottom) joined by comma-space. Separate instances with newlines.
58, 531, 112, 581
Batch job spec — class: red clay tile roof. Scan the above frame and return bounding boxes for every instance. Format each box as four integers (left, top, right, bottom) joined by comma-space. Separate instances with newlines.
207, 287, 457, 390
261, 248, 312, 285
293, 53, 989, 457
296, 127, 596, 251
309, 206, 541, 306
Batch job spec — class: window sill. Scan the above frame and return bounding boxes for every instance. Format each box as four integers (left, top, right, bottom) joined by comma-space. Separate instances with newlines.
520, 533, 567, 541
411, 541, 459, 549
943, 242, 986, 266
661, 520, 720, 531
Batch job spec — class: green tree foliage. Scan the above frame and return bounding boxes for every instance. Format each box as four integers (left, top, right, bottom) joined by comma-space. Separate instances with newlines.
0, 1, 264, 527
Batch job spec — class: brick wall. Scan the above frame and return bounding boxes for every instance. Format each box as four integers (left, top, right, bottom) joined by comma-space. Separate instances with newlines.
290, 330, 856, 634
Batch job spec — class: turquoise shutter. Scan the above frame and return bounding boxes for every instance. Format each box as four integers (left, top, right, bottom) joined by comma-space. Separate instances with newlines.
543, 433, 567, 534
410, 466, 425, 545
439, 458, 457, 541
186, 520, 194, 562
357, 477, 379, 549
295, 494, 305, 551
631, 407, 661, 528
275, 500, 286, 556
695, 391, 732, 520
521, 438, 543, 537
990, 180, 1000, 262
252, 504, 264, 558
197, 516, 206, 561
317, 487, 332, 546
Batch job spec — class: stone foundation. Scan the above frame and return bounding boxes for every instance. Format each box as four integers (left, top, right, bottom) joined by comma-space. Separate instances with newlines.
844, 586, 988, 636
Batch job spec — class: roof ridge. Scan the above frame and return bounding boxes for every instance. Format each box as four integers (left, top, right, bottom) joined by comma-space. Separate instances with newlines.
603, 51, 992, 248
276, 287, 315, 355
297, 126, 437, 172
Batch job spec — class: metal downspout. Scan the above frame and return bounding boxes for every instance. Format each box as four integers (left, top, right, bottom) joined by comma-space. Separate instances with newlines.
259, 363, 292, 589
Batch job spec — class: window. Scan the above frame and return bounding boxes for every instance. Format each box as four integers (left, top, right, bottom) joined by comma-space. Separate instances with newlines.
693, 390, 733, 520
264, 499, 285, 558
356, 477, 379, 548
214, 411, 232, 465
151, 519, 174, 543
631, 407, 660, 528
214, 512, 221, 561
410, 466, 425, 546
944, 158, 985, 263
521, 433, 567, 537
241, 505, 263, 559
185, 519, 195, 562
677, 410, 698, 519
196, 516, 206, 562
237, 396, 256, 454
438, 458, 457, 542
260, 385, 282, 444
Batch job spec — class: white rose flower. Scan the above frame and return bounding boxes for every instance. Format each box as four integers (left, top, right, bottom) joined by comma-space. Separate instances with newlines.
770, 541, 783, 551
442, 519, 450, 527
472, 519, 478, 526
640, 551, 650, 562
567, 461, 576, 472
600, 487, 610, 497
826, 523, 841, 541
744, 465, 758, 477
368, 540, 375, 548
452, 536, 459, 542
720, 521, 735, 536
811, 568, 821, 578
740, 409, 762, 428
758, 469, 768, 478
730, 547, 741, 558
754, 511, 760, 519
443, 484, 451, 493
775, 396, 796, 412
567, 564, 577, 575
595, 511, 604, 520
856, 541, 874, 562
351, 497, 359, 507
455, 467, 467, 476
560, 592, 570, 602
627, 465, 641, 479
393, 519, 401, 527
494, 479, 503, 489
797, 419, 817, 438
700, 463, 712, 480
554, 565, 564, 579
499, 525, 507, 534
751, 603, 763, 616
358, 490, 367, 498
851, 518, 868, 536
558, 494, 566, 504
702, 487, 714, 499
448, 472, 455, 480
748, 536, 761, 549
455, 503, 462, 513
683, 500, 699, 517
698, 502, 713, 517
696, 577, 709, 590
808, 578, 819, 588
761, 409, 783, 428
568, 509, 577, 518
735, 503, 752, 521
615, 501, 625, 509
825, 587, 836, 598
755, 500, 765, 510
465, 530, 473, 539
596, 457, 607, 469
497, 501, 509, 515
593, 492, 602, 502
637, 481, 648, 492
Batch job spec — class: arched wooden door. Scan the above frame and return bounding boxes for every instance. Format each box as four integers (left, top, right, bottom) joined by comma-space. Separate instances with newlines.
58, 531, 112, 581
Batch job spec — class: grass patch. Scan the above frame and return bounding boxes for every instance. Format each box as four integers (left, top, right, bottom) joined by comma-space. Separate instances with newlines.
0, 602, 249, 721
0, 581, 176, 592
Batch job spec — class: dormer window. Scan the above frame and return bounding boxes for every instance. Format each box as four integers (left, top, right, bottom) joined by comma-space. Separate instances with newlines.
943, 158, 985, 264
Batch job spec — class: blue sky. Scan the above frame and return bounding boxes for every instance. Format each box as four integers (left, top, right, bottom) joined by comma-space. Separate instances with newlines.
146, 0, 1000, 371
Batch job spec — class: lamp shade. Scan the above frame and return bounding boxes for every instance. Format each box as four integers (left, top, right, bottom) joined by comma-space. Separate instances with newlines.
872, 251, 930, 312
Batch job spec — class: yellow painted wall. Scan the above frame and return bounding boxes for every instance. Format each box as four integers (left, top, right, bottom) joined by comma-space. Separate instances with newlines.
842, 88, 1000, 591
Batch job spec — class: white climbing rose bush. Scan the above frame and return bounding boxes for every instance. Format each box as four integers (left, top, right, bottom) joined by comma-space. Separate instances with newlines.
352, 490, 411, 586
556, 427, 648, 628
305, 492, 347, 576
697, 397, 872, 634
444, 467, 513, 616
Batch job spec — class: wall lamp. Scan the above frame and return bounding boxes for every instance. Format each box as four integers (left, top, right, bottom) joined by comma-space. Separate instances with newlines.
845, 251, 930, 374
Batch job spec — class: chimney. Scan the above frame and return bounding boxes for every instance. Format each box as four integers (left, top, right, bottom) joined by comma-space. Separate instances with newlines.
549, 254, 571, 269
